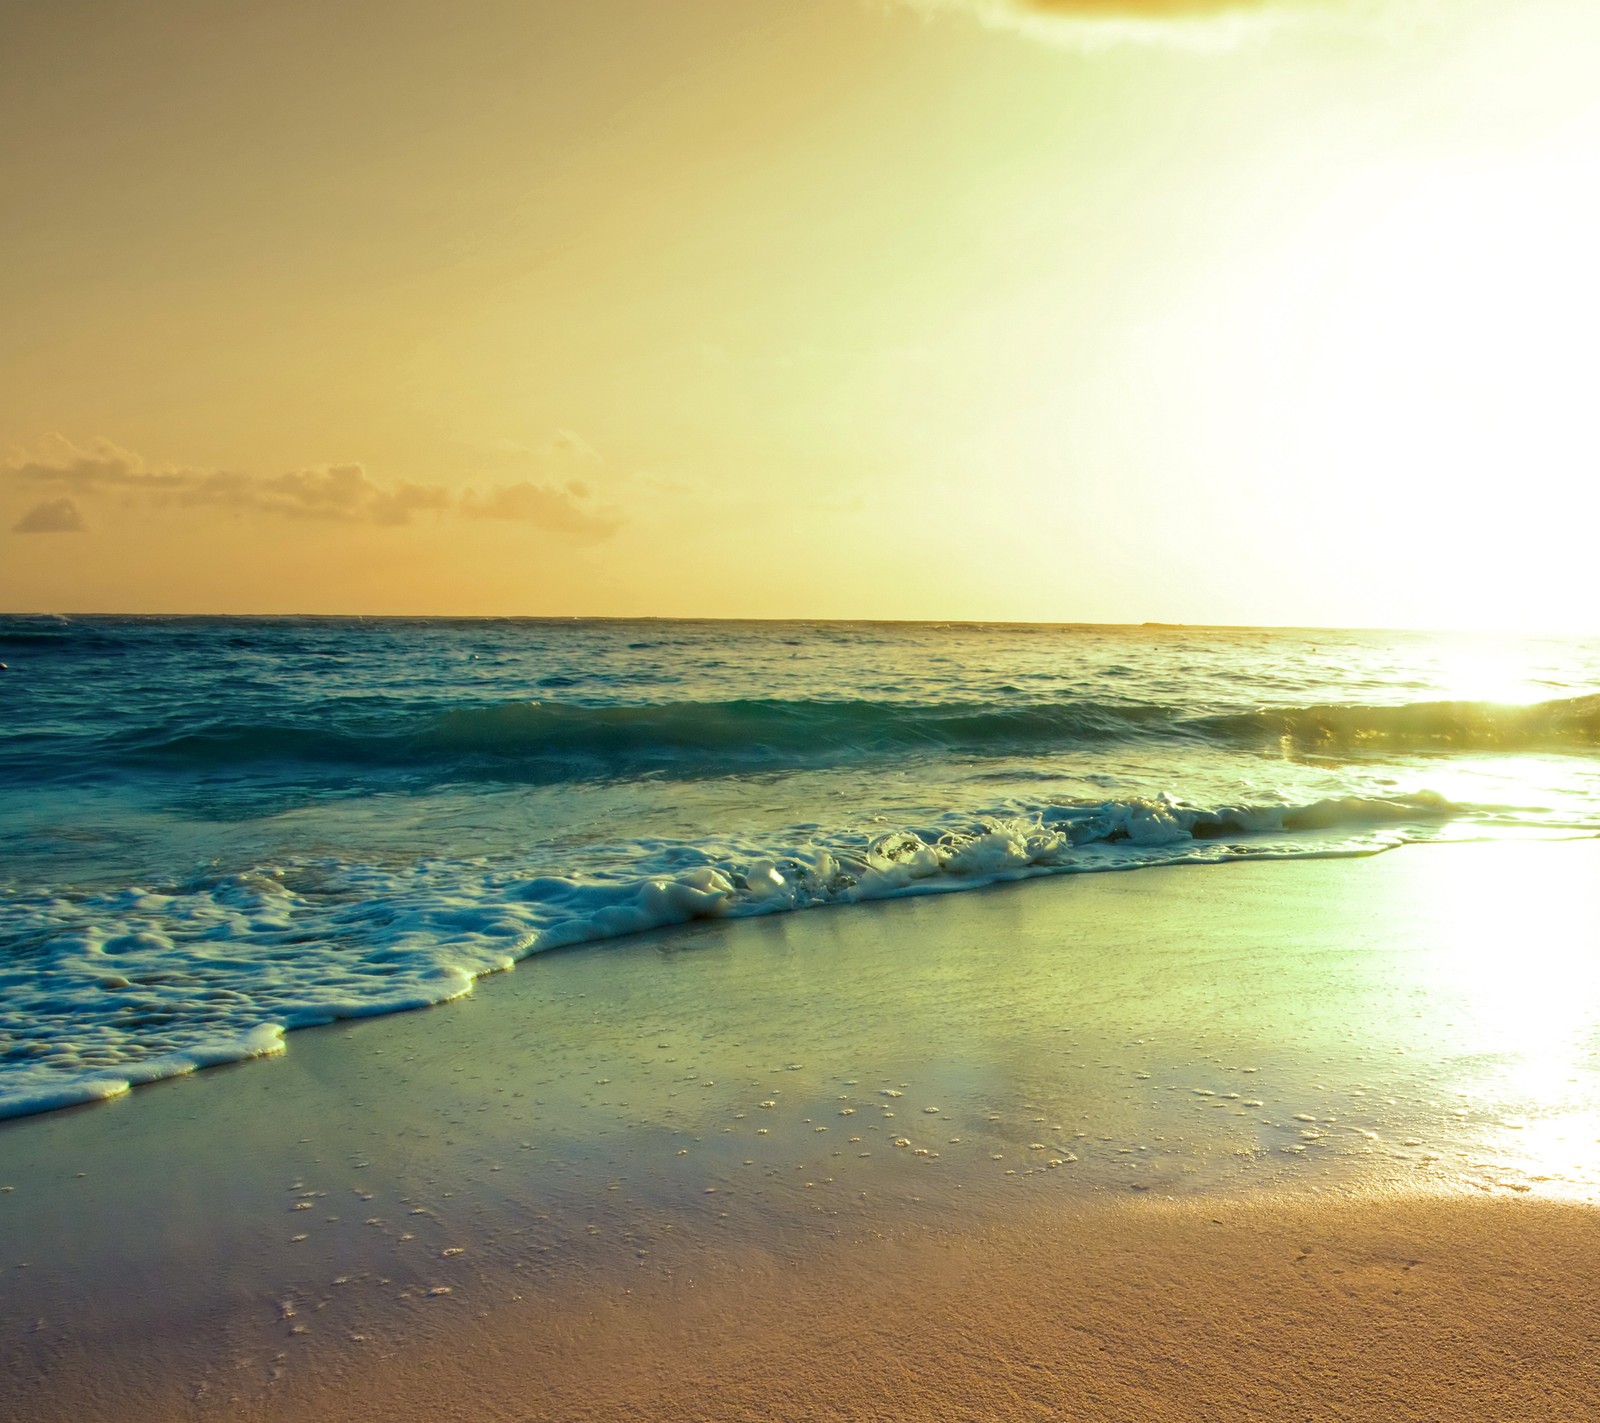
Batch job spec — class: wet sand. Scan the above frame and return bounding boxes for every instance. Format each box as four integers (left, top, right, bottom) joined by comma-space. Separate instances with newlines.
4, 838, 1600, 1419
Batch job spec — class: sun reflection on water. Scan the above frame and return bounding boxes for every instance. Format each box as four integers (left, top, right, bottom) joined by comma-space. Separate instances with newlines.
1424, 634, 1557, 707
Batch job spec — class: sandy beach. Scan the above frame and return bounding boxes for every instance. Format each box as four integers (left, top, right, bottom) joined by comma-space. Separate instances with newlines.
309, 1191, 1600, 1423
5, 837, 1600, 1420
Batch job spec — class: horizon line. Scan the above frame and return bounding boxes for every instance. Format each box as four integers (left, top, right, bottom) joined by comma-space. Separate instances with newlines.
0, 611, 1591, 638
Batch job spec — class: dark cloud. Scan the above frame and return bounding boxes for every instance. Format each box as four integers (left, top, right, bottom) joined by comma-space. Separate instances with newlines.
3, 437, 624, 540
12, 497, 87, 534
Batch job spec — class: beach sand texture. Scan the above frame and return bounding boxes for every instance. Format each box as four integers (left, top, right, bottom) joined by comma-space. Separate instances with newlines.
4, 838, 1600, 1419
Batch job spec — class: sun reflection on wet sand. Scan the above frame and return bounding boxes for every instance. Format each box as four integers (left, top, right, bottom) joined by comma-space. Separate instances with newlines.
1409, 841, 1600, 1198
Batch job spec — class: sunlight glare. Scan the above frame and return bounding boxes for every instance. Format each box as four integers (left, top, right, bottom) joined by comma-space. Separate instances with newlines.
1421, 845, 1600, 1194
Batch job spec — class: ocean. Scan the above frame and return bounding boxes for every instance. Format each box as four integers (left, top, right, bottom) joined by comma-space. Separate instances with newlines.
3, 615, 1598, 1120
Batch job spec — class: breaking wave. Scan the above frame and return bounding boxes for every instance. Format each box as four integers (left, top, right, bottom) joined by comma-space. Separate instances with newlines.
0, 787, 1460, 1119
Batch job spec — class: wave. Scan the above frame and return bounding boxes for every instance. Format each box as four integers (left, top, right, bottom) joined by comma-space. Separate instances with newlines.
0, 788, 1461, 1120
0, 626, 127, 652
93, 698, 1174, 777
78, 693, 1600, 779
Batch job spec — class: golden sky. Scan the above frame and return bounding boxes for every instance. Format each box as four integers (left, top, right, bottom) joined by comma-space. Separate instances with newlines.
3, 0, 1598, 628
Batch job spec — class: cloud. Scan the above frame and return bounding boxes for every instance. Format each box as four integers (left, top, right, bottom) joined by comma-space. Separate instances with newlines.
460, 479, 623, 542
893, 0, 1320, 47
455, 428, 622, 541
996, 0, 1266, 11
5, 436, 188, 497
549, 428, 603, 465
12, 497, 87, 534
179, 465, 454, 525
3, 436, 625, 540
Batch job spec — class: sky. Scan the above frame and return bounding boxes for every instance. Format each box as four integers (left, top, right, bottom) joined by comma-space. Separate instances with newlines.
3, 0, 1599, 629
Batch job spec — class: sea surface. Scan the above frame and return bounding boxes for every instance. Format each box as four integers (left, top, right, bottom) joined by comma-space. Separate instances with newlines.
3, 616, 1598, 1119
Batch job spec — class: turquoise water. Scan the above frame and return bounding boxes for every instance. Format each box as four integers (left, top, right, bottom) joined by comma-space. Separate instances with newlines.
3, 616, 1598, 1118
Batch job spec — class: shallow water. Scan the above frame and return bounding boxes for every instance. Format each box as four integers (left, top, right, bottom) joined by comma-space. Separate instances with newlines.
4, 616, 1599, 1115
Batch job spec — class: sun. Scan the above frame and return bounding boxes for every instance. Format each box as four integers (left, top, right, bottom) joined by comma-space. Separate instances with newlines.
1197, 124, 1600, 632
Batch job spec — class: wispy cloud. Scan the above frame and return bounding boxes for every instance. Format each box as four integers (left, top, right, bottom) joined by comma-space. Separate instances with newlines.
454, 428, 624, 542
459, 480, 623, 540
893, 0, 1323, 48
2, 436, 624, 541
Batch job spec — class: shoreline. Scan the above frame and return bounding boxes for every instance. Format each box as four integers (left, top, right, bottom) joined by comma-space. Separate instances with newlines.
5, 837, 1600, 1419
